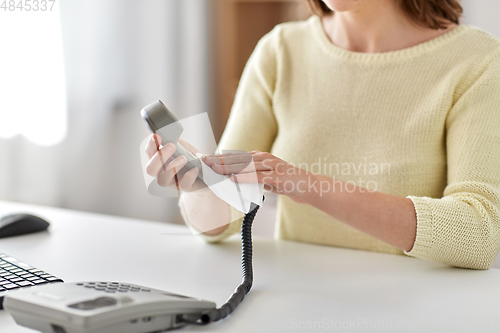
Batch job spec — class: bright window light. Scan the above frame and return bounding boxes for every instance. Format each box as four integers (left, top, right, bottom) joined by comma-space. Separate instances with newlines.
0, 2, 67, 146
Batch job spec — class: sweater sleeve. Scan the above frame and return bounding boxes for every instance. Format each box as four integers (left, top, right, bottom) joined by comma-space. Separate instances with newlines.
181, 28, 279, 243
405, 51, 500, 269
217, 28, 279, 153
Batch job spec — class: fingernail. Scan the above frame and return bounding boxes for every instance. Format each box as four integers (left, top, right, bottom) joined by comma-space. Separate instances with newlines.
173, 155, 186, 165
170, 155, 186, 169
165, 143, 175, 152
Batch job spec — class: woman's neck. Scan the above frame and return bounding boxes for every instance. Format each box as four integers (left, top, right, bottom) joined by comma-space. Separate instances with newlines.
321, 1, 458, 53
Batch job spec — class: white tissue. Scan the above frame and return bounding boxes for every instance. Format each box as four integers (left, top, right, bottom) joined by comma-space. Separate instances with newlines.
196, 153, 263, 213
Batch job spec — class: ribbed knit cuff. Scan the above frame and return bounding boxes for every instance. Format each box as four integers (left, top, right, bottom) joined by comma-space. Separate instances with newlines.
404, 196, 434, 258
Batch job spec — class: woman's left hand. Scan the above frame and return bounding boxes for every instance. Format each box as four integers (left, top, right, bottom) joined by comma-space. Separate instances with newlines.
203, 151, 315, 204
204, 150, 418, 252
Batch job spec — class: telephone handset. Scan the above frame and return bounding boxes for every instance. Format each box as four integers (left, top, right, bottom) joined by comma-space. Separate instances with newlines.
140, 100, 203, 180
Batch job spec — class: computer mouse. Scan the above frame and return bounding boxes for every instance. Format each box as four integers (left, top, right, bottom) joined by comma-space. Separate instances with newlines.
0, 213, 50, 238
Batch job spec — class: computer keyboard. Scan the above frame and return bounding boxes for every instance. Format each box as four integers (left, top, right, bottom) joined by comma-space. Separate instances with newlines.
0, 253, 63, 309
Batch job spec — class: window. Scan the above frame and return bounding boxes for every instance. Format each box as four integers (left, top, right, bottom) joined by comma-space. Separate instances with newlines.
0, 1, 66, 146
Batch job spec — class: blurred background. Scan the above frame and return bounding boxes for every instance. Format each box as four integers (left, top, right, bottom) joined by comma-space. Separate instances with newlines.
0, 0, 497, 237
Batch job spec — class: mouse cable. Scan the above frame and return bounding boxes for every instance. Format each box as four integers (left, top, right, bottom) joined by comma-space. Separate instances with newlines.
180, 197, 263, 326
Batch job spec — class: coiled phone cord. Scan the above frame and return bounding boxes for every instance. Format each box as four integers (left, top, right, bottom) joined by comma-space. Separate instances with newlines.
181, 200, 262, 326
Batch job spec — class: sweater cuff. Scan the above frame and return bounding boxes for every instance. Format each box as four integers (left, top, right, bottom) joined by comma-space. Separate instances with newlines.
404, 196, 433, 258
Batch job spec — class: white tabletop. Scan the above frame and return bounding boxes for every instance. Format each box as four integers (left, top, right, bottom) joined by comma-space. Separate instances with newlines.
1, 200, 500, 333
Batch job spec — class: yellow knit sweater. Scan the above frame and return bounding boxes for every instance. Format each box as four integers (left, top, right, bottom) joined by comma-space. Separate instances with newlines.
199, 16, 500, 269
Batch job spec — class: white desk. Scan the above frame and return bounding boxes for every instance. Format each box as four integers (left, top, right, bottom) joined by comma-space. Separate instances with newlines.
1, 200, 500, 333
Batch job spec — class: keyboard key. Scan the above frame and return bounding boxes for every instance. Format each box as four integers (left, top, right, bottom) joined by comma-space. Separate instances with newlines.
17, 281, 34, 287
13, 262, 33, 269
19, 274, 35, 278
10, 278, 23, 283
46, 277, 64, 282
3, 284, 20, 290
32, 279, 48, 285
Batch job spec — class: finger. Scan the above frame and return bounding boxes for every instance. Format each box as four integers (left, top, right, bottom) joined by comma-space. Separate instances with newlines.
206, 151, 248, 158
243, 161, 277, 172
210, 162, 248, 175
211, 161, 274, 175
157, 155, 188, 187
206, 151, 276, 168
162, 155, 187, 174
172, 167, 181, 192
145, 143, 177, 177
249, 151, 276, 162
178, 139, 200, 155
145, 134, 162, 158
204, 152, 253, 166
178, 167, 200, 191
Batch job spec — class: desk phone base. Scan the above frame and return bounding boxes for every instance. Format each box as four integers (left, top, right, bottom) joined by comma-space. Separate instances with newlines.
4, 281, 216, 333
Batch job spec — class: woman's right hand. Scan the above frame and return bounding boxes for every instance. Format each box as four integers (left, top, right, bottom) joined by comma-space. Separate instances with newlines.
144, 134, 205, 192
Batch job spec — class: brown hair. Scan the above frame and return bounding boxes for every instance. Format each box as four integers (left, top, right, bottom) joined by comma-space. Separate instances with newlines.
306, 0, 462, 30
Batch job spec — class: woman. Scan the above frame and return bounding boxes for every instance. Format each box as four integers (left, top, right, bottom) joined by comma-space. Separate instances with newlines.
145, 0, 500, 270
